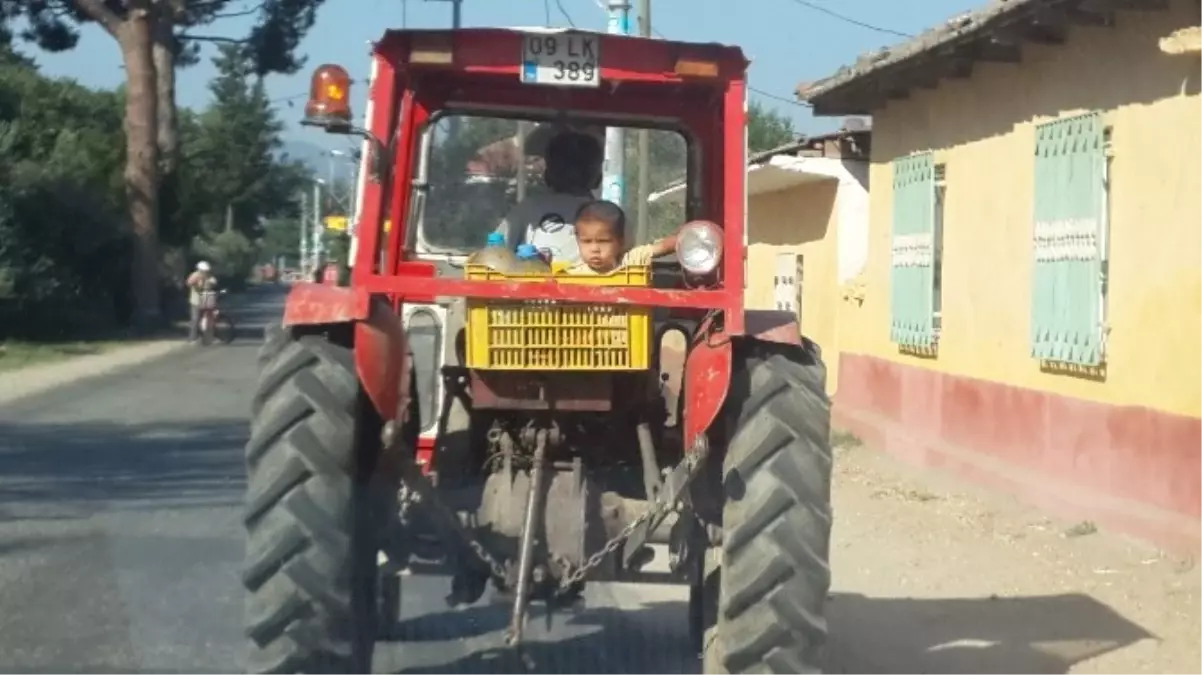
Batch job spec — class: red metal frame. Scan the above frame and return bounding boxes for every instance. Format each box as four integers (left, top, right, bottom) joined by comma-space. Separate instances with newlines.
291, 28, 772, 457
351, 29, 747, 334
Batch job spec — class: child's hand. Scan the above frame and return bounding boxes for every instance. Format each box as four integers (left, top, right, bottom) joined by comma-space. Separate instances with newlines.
624, 246, 655, 266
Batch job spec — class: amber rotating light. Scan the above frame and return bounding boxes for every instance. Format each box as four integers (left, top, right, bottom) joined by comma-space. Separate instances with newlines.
304, 64, 353, 128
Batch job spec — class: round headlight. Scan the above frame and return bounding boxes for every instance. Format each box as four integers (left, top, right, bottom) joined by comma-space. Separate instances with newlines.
675, 220, 724, 275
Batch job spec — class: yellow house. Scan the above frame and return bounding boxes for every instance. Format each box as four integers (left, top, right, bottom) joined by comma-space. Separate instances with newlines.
649, 127, 872, 395
799, 0, 1200, 553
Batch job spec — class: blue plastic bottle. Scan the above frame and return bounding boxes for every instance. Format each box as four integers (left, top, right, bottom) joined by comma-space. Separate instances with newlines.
468, 232, 518, 273
515, 244, 551, 275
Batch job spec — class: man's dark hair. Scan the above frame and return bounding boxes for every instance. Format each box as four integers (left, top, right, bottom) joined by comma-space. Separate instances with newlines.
544, 131, 603, 193
575, 199, 627, 238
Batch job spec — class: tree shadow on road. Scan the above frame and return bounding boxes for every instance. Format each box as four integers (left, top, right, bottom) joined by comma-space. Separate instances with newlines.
382, 589, 1155, 674
0, 419, 247, 520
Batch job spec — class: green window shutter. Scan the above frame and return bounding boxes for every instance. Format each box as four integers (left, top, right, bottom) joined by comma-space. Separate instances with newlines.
890, 152, 937, 347
1031, 112, 1105, 366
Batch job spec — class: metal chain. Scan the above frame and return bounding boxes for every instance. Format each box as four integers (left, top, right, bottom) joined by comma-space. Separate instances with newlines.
467, 538, 510, 582
398, 484, 508, 583
557, 501, 664, 590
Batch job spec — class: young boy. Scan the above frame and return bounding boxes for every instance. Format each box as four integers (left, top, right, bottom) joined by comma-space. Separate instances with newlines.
567, 200, 679, 275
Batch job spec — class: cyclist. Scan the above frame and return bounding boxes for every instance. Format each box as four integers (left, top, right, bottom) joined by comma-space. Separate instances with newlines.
186, 261, 215, 343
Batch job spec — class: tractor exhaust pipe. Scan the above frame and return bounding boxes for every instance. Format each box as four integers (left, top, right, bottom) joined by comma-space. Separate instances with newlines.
506, 427, 549, 646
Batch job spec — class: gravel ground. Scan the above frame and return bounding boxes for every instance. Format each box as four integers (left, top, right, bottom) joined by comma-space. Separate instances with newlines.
826, 437, 1200, 674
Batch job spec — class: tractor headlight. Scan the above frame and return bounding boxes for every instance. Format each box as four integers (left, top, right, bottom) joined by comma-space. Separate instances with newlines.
675, 220, 723, 275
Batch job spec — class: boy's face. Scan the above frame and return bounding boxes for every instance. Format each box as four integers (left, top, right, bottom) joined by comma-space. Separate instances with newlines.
575, 218, 624, 272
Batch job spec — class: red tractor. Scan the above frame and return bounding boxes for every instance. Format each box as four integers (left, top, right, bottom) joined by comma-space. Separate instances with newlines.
244, 27, 832, 674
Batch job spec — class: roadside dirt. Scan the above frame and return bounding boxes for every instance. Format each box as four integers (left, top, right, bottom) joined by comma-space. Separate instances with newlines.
826, 436, 1200, 674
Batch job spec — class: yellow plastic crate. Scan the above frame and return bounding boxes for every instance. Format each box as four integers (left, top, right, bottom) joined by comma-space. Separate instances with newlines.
464, 264, 652, 371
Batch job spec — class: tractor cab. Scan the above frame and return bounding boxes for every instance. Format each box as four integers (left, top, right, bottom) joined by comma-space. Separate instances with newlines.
244, 27, 833, 675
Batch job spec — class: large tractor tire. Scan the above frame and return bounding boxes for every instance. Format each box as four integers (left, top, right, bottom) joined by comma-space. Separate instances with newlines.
242, 325, 386, 673
701, 340, 833, 674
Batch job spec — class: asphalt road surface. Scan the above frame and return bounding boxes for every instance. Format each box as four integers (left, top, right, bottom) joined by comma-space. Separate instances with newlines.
0, 286, 696, 674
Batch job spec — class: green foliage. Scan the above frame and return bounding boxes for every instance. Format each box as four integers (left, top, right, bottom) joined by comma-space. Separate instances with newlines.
192, 229, 258, 289
260, 217, 302, 265
748, 100, 797, 153
0, 62, 130, 338
422, 116, 521, 250
188, 44, 307, 240
0, 45, 311, 337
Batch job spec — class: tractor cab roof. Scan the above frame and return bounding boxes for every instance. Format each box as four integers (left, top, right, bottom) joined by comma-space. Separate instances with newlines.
371, 27, 749, 90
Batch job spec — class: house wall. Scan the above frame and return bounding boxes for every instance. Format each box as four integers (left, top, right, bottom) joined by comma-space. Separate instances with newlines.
746, 178, 841, 393
834, 0, 1201, 553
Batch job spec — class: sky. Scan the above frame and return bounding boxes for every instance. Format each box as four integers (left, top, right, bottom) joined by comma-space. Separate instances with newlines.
22, 0, 982, 152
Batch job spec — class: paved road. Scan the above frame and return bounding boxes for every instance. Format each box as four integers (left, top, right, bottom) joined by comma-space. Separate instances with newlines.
0, 286, 696, 674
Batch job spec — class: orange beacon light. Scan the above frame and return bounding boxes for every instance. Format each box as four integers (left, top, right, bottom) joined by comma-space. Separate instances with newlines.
304, 64, 353, 128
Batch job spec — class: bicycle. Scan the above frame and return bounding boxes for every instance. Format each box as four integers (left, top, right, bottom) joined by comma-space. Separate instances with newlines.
197, 289, 236, 345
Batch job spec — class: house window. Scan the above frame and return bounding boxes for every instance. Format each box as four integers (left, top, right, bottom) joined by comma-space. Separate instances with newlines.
933, 163, 946, 335
890, 152, 939, 348
773, 252, 803, 314
1030, 112, 1109, 366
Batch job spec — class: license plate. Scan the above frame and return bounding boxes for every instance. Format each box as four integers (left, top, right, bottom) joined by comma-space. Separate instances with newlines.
520, 32, 600, 88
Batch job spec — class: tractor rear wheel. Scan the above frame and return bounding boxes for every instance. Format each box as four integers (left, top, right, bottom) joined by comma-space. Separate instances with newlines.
242, 326, 385, 673
701, 340, 832, 674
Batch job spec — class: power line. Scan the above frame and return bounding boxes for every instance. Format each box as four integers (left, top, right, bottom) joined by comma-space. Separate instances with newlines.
781, 0, 911, 38
750, 86, 812, 109
552, 0, 576, 26
649, 27, 811, 109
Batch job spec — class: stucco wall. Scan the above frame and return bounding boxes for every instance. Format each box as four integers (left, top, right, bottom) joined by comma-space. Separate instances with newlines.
841, 0, 1201, 418
746, 178, 840, 392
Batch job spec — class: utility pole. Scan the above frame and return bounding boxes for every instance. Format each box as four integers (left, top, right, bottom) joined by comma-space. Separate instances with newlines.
602, 0, 632, 207
516, 122, 531, 202
635, 0, 652, 243
312, 181, 324, 276
428, 0, 464, 141
299, 190, 309, 275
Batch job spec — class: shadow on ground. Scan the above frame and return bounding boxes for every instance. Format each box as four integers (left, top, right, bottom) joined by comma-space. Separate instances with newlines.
0, 419, 246, 518
380, 589, 1154, 675
388, 599, 698, 674
827, 591, 1157, 674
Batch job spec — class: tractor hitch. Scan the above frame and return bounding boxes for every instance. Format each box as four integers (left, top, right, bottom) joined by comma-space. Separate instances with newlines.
622, 438, 710, 569
504, 427, 550, 647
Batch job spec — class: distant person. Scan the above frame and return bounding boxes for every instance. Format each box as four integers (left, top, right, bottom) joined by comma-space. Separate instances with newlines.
186, 261, 214, 343
494, 130, 604, 265
567, 200, 679, 275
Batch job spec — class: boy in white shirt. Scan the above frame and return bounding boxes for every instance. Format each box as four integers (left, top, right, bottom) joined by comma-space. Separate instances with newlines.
494, 130, 604, 264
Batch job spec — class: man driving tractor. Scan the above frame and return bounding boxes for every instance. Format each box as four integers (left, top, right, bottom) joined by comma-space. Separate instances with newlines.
494, 128, 604, 264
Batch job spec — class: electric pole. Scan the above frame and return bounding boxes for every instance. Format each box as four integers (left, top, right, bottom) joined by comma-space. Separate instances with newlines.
635, 0, 651, 243
299, 190, 309, 276
312, 181, 324, 277
602, 0, 632, 207
428, 0, 465, 141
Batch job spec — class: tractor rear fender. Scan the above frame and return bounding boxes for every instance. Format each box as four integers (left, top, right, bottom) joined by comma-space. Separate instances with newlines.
282, 283, 413, 424
681, 309, 803, 452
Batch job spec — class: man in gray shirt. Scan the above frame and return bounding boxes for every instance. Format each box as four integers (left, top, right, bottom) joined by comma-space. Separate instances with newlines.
495, 130, 604, 265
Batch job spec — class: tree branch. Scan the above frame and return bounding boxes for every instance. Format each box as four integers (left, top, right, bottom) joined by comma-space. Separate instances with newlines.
70, 0, 124, 36
212, 4, 264, 20
179, 33, 247, 44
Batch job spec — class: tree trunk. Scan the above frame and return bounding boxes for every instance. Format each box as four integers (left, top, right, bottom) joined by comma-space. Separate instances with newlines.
118, 14, 162, 332
152, 18, 177, 174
